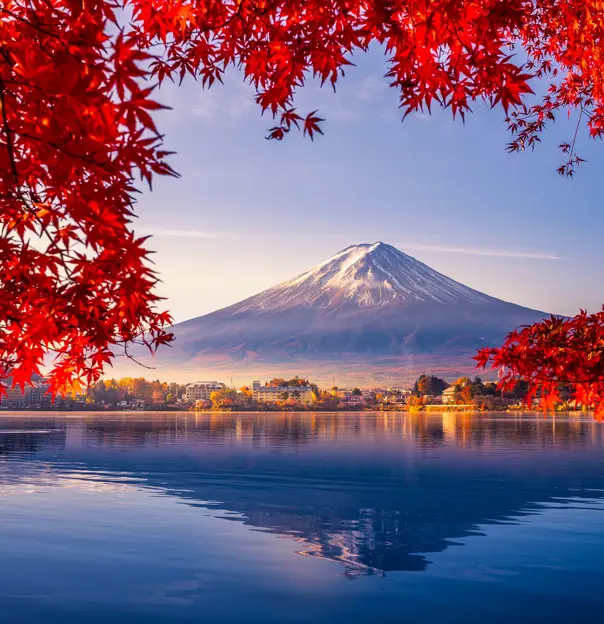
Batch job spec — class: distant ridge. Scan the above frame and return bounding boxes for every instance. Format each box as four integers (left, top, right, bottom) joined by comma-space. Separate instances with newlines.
124, 243, 548, 385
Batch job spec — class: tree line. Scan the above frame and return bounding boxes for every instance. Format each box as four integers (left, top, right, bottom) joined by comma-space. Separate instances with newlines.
87, 378, 187, 406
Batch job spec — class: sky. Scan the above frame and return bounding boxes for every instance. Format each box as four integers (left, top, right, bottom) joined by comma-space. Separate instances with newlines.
134, 46, 603, 323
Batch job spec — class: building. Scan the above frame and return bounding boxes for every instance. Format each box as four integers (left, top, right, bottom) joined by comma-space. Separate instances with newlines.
252, 381, 314, 404
442, 386, 457, 405
383, 389, 412, 405
390, 388, 413, 398
1, 380, 51, 408
337, 389, 363, 405
3, 385, 28, 405
184, 381, 226, 402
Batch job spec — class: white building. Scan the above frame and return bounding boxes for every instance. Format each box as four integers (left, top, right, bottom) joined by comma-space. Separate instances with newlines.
442, 386, 457, 405
184, 381, 226, 402
252, 381, 313, 404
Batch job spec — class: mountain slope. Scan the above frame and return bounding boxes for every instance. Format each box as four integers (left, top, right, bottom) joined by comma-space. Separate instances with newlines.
137, 242, 548, 384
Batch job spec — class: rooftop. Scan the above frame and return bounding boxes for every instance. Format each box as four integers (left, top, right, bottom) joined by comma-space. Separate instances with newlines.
186, 381, 224, 387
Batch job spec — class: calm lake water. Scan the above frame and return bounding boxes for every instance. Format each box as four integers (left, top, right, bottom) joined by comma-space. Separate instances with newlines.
1, 411, 604, 623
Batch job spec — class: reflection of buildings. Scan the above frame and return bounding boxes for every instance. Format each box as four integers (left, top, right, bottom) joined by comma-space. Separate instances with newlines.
61, 411, 600, 455
0, 421, 67, 457
1, 412, 603, 576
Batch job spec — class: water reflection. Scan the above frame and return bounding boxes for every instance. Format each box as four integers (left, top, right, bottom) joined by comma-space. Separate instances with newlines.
0, 412, 603, 576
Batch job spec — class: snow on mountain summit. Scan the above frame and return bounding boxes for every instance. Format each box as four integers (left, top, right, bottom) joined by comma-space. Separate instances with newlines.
234, 242, 495, 313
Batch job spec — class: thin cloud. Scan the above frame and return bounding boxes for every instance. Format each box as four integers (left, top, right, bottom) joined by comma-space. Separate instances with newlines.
142, 228, 230, 240
398, 243, 565, 261
193, 83, 256, 124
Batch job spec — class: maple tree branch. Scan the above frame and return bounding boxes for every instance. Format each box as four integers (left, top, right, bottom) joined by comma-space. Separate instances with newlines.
150, 0, 279, 54
150, 0, 252, 49
15, 130, 114, 173
568, 107, 583, 156
1, 5, 106, 78
0, 77, 21, 189
0, 71, 81, 279
123, 343, 156, 370
0, 6, 60, 40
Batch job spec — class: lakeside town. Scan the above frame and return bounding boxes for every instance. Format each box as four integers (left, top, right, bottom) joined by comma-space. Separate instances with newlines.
0, 374, 582, 412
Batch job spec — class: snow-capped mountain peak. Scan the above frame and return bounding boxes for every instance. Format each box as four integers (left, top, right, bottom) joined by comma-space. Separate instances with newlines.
125, 241, 548, 387
234, 242, 495, 313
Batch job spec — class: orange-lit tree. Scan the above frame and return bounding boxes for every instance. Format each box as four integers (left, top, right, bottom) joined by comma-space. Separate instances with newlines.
1, 1, 603, 405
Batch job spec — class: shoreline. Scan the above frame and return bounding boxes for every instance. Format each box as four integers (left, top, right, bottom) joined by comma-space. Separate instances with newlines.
0, 408, 592, 417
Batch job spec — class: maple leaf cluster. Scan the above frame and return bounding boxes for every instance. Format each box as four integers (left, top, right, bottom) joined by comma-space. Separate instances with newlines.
0, 0, 175, 397
1, 1, 604, 403
476, 309, 604, 418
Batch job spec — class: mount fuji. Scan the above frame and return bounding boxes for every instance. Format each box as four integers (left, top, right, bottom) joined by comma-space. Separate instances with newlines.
135, 243, 548, 385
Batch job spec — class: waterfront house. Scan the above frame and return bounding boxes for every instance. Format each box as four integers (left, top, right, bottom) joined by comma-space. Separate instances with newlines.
184, 381, 226, 402
252, 381, 313, 404
442, 386, 457, 405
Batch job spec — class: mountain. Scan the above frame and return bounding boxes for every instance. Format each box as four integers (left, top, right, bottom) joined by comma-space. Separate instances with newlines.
130, 243, 548, 385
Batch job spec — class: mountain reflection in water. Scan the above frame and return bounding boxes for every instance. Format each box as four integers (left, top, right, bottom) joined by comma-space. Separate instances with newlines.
1, 412, 603, 577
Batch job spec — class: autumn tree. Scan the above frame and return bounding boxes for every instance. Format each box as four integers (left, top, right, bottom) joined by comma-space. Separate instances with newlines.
453, 376, 471, 388
3, 1, 604, 409
266, 376, 309, 387
406, 394, 425, 410
414, 374, 448, 397
314, 388, 338, 409
266, 378, 287, 388
210, 388, 239, 408
459, 385, 474, 404
86, 376, 182, 406
288, 376, 310, 387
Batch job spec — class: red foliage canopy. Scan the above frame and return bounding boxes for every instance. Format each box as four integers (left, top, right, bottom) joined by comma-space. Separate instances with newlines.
476, 310, 604, 419
1, 1, 603, 399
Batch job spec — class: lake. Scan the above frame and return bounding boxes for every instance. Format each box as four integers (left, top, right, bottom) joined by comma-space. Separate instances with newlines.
1, 411, 603, 623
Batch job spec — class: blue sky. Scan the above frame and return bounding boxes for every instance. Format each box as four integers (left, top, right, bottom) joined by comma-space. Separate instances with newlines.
136, 47, 603, 323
